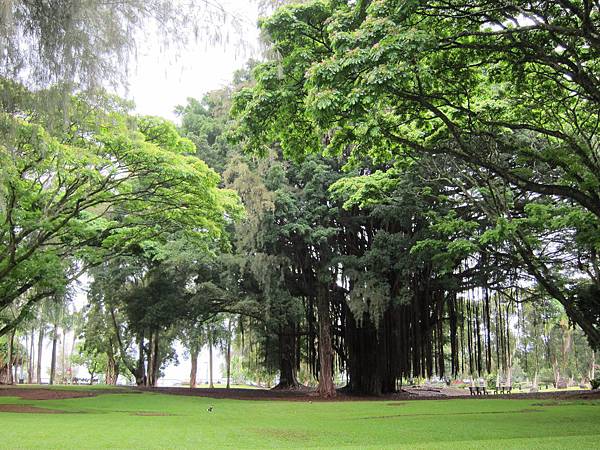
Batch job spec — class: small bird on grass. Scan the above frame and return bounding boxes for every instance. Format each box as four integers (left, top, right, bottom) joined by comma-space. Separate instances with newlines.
207, 406, 214, 412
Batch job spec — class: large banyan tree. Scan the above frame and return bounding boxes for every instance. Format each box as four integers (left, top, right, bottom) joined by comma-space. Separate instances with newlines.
219, 143, 521, 395
229, 0, 600, 395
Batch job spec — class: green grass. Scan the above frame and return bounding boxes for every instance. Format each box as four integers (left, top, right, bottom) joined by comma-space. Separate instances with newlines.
1, 388, 599, 449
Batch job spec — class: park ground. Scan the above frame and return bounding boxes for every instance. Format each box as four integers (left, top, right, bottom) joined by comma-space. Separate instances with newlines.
1, 386, 599, 449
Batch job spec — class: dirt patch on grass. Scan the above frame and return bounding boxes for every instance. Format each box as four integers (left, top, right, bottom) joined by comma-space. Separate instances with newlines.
0, 404, 65, 414
254, 428, 311, 440
361, 409, 545, 420
131, 411, 174, 417
139, 386, 600, 403
387, 402, 407, 406
0, 386, 133, 401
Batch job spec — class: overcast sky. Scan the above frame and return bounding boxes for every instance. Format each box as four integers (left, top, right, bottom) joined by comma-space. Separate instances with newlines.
126, 0, 261, 122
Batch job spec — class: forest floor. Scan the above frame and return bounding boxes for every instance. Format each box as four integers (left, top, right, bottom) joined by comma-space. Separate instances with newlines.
1, 385, 599, 448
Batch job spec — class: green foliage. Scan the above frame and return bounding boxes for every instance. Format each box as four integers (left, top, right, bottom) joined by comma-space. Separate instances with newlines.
0, 84, 242, 332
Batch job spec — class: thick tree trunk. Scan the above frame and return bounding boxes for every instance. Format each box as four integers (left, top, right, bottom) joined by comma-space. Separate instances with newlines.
49, 324, 58, 385
135, 334, 146, 386
346, 315, 383, 395
190, 348, 199, 388
36, 328, 43, 384
106, 351, 118, 385
316, 285, 336, 397
208, 335, 214, 389
273, 325, 300, 390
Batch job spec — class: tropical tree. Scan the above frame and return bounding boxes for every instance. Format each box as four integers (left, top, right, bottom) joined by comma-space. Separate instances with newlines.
0, 86, 240, 335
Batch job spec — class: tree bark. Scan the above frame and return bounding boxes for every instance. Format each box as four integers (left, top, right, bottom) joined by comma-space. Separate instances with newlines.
28, 328, 34, 384
146, 332, 154, 387
226, 319, 232, 389
208, 333, 214, 389
49, 324, 58, 385
273, 325, 300, 390
135, 334, 146, 386
7, 330, 14, 384
36, 328, 43, 384
105, 345, 118, 385
190, 348, 199, 388
61, 326, 66, 383
316, 285, 336, 397
151, 330, 159, 387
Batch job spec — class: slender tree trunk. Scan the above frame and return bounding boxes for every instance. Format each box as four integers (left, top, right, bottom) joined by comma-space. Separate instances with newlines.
190, 348, 199, 388
28, 328, 34, 384
316, 285, 336, 397
14, 334, 19, 383
36, 328, 44, 384
226, 320, 232, 389
69, 329, 76, 384
61, 326, 66, 384
7, 330, 14, 384
146, 332, 153, 387
49, 324, 58, 385
208, 333, 214, 389
152, 330, 159, 387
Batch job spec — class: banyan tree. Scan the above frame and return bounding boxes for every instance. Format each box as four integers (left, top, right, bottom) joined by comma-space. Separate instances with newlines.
228, 153, 522, 396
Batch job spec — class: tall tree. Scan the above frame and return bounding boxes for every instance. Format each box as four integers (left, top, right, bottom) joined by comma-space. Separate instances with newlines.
0, 87, 240, 335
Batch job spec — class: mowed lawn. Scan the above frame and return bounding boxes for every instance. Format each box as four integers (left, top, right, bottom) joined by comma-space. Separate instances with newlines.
1, 389, 599, 449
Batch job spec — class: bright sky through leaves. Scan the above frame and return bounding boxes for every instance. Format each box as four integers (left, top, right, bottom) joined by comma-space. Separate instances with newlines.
126, 0, 260, 121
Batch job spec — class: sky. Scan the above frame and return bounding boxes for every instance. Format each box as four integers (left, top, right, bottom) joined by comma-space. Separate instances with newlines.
31, 0, 263, 386
126, 0, 262, 122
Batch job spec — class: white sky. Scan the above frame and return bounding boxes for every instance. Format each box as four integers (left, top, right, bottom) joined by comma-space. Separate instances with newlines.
125, 0, 261, 122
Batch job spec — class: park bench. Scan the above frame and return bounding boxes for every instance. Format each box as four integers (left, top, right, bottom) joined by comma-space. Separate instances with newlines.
493, 385, 512, 395
468, 386, 488, 396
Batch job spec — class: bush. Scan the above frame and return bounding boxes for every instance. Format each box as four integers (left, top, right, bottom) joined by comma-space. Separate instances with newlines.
591, 376, 600, 390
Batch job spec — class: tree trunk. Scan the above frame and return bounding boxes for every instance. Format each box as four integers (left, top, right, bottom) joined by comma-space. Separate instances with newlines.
273, 325, 300, 390
36, 328, 43, 384
7, 330, 14, 384
28, 328, 34, 384
135, 334, 146, 386
151, 330, 159, 387
69, 328, 76, 384
49, 324, 58, 385
61, 326, 66, 384
208, 333, 214, 389
226, 320, 232, 389
190, 348, 199, 388
14, 334, 19, 383
316, 285, 336, 397
146, 332, 154, 387
106, 351, 118, 385
346, 313, 385, 395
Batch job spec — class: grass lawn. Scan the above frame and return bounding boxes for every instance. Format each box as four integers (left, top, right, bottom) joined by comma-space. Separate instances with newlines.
1, 388, 599, 449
